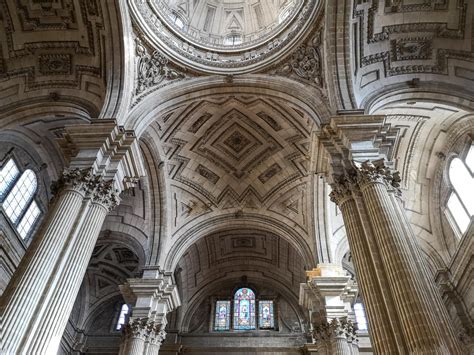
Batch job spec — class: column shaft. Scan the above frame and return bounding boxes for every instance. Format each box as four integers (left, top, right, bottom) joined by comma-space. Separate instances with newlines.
0, 188, 85, 352
338, 197, 404, 353
25, 201, 109, 353
360, 181, 459, 353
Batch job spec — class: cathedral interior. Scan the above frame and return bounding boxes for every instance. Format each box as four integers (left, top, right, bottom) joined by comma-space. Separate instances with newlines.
0, 0, 473, 354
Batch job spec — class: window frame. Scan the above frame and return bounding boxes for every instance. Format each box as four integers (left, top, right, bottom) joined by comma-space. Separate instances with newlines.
0, 157, 43, 241
444, 142, 474, 237
212, 287, 277, 332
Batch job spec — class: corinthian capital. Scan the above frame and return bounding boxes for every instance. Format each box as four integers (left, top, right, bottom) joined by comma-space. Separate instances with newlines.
312, 318, 357, 343
89, 179, 120, 211
51, 169, 120, 211
356, 159, 401, 196
51, 168, 96, 197
123, 318, 150, 341
329, 172, 358, 206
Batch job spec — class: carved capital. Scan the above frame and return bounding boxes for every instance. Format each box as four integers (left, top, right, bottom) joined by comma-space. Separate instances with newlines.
147, 324, 167, 346
51, 168, 95, 197
356, 159, 401, 196
123, 318, 149, 341
329, 172, 358, 206
312, 318, 358, 343
51, 168, 120, 211
89, 179, 120, 211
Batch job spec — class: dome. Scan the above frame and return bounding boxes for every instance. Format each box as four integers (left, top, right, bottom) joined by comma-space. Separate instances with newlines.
129, 0, 321, 73
160, 0, 301, 48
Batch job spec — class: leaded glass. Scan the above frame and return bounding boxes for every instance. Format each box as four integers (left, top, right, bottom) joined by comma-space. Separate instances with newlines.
233, 288, 255, 330
214, 300, 231, 331
0, 159, 20, 199
17, 201, 40, 239
3, 170, 37, 223
258, 300, 274, 329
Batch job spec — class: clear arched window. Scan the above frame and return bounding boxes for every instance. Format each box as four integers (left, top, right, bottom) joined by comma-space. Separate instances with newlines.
116, 304, 130, 330
447, 145, 474, 235
0, 159, 41, 239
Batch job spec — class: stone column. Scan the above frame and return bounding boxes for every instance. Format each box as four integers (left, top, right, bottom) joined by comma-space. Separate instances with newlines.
0, 120, 144, 354
300, 264, 361, 355
329, 160, 463, 354
120, 268, 181, 355
320, 115, 463, 354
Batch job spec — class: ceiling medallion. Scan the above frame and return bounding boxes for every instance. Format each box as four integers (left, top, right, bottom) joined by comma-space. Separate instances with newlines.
128, 0, 322, 74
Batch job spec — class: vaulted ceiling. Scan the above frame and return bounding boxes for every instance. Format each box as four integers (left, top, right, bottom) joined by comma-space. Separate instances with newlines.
138, 92, 319, 269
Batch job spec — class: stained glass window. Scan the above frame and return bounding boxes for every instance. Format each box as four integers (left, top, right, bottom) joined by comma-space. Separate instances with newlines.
258, 300, 274, 329
233, 288, 256, 330
214, 300, 231, 331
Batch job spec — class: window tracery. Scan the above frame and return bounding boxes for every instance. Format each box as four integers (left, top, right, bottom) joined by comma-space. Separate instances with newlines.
213, 287, 275, 331
446, 144, 474, 235
0, 158, 41, 239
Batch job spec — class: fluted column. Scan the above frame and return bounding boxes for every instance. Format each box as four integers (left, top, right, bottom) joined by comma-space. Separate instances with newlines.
0, 120, 144, 355
120, 268, 181, 355
312, 319, 355, 355
330, 160, 463, 354
0, 169, 108, 353
25, 179, 118, 353
300, 264, 363, 355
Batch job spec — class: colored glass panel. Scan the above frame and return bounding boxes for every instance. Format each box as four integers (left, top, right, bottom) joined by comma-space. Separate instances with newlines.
233, 288, 256, 330
258, 300, 274, 329
214, 300, 231, 330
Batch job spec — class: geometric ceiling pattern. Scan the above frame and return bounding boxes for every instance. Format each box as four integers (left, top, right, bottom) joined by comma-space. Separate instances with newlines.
0, 0, 109, 115
148, 94, 316, 236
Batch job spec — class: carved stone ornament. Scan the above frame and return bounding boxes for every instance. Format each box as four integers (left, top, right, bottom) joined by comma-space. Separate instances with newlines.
329, 172, 358, 205
123, 318, 166, 345
51, 168, 119, 211
357, 159, 402, 196
50, 168, 96, 197
329, 159, 402, 205
311, 318, 357, 343
90, 179, 120, 211
123, 318, 149, 340
135, 38, 185, 96
276, 32, 323, 86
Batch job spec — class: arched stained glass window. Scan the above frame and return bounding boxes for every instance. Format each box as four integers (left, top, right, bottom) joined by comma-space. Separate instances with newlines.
233, 288, 256, 330
214, 300, 231, 331
1, 158, 41, 239
447, 145, 474, 235
258, 300, 274, 329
